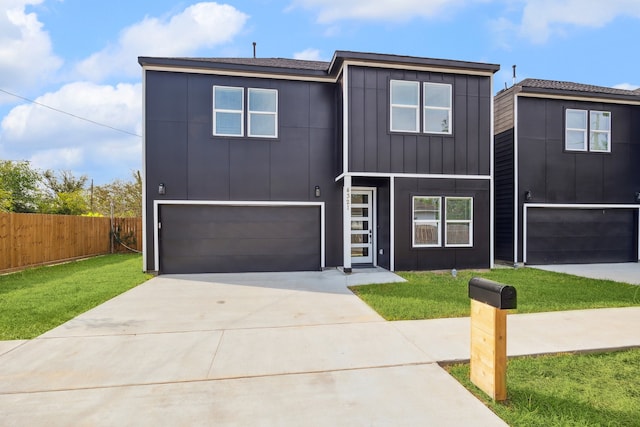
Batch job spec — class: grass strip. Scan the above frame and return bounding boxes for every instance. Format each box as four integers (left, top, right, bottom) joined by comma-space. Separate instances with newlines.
350, 268, 640, 320
446, 348, 640, 427
0, 254, 152, 340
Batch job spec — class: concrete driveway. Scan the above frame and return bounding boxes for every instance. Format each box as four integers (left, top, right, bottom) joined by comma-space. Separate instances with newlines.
532, 262, 640, 285
0, 268, 508, 427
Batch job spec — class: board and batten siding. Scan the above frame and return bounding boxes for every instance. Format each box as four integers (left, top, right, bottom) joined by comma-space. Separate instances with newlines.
346, 66, 493, 176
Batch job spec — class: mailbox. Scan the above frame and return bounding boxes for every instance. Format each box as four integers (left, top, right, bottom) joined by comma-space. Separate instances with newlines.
468, 277, 517, 310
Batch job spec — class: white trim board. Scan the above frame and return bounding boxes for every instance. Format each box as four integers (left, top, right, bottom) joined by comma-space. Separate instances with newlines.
153, 200, 326, 272
335, 172, 491, 183
522, 203, 640, 264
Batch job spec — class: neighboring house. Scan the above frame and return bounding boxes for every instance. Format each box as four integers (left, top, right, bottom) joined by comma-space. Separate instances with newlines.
139, 51, 499, 274
495, 79, 640, 265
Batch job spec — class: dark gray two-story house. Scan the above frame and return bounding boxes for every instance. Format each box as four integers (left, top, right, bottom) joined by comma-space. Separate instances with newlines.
139, 51, 499, 274
495, 79, 640, 265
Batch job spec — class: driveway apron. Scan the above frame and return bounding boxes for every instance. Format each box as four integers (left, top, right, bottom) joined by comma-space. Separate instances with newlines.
0, 268, 508, 426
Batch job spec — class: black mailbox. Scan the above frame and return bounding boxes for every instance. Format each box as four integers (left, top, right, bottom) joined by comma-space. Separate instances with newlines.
468, 277, 517, 310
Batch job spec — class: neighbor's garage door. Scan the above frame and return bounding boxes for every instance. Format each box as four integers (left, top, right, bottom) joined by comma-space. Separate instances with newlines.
526, 208, 637, 264
159, 205, 321, 274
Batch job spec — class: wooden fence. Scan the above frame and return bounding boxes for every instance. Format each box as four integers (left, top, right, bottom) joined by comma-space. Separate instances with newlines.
0, 213, 142, 274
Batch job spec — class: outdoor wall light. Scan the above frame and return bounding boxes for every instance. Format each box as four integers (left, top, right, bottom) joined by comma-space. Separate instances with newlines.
315, 185, 321, 198
524, 190, 532, 201
158, 183, 166, 195
635, 192, 640, 203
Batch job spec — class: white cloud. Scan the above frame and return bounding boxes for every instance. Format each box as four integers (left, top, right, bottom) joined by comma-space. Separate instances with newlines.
76, 2, 249, 81
0, 82, 142, 183
613, 83, 640, 91
293, 48, 323, 60
518, 0, 640, 43
0, 0, 62, 98
290, 0, 477, 23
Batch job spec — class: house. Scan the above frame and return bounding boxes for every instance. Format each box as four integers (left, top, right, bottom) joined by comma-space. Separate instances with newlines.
495, 79, 640, 265
138, 51, 499, 274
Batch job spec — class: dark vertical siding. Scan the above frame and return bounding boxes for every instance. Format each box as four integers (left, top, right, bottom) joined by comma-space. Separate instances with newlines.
347, 66, 492, 176
393, 177, 491, 271
144, 70, 341, 271
494, 129, 514, 262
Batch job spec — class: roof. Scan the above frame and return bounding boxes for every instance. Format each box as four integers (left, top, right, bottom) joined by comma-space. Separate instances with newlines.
503, 78, 640, 102
138, 51, 500, 78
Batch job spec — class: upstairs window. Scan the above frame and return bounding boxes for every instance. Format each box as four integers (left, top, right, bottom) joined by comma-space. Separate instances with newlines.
390, 80, 420, 132
213, 86, 244, 136
213, 86, 278, 138
248, 88, 278, 138
424, 83, 452, 134
565, 109, 611, 152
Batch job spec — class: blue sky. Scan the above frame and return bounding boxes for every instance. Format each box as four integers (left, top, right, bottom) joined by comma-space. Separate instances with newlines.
1, 0, 639, 184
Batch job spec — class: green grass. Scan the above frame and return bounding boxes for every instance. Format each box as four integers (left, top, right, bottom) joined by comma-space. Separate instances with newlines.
349, 268, 640, 320
0, 254, 152, 340
446, 348, 640, 427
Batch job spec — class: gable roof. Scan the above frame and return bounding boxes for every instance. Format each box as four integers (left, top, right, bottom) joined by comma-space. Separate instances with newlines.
509, 78, 640, 103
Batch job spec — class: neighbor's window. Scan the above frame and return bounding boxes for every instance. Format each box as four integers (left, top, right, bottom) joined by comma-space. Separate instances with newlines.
445, 197, 473, 247
412, 196, 441, 247
390, 80, 420, 132
213, 86, 244, 136
590, 111, 611, 152
565, 109, 611, 152
248, 88, 278, 138
424, 83, 452, 134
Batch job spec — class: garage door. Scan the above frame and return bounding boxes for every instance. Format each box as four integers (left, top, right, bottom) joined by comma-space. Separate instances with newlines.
159, 204, 321, 274
526, 208, 637, 264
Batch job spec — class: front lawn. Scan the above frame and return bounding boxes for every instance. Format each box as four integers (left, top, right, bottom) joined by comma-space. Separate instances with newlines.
350, 268, 640, 320
447, 348, 640, 427
0, 254, 152, 340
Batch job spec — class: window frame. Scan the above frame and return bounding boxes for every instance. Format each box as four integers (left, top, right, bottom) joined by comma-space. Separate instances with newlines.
444, 197, 473, 247
589, 110, 611, 153
412, 196, 441, 248
390, 80, 420, 133
248, 88, 278, 138
565, 108, 612, 153
213, 85, 245, 137
423, 82, 453, 135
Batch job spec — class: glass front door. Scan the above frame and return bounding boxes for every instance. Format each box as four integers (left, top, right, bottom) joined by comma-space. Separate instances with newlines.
350, 190, 373, 264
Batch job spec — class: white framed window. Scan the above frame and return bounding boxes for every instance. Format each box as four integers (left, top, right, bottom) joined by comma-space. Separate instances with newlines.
590, 110, 611, 152
445, 197, 473, 247
248, 88, 278, 138
390, 80, 420, 132
213, 86, 244, 136
424, 83, 452, 134
412, 196, 441, 247
565, 109, 612, 152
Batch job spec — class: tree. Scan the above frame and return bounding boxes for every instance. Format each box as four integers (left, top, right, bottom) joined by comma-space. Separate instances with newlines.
40, 170, 90, 215
0, 160, 43, 213
91, 171, 142, 217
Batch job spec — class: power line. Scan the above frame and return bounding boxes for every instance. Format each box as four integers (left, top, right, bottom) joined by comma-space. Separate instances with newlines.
0, 87, 142, 138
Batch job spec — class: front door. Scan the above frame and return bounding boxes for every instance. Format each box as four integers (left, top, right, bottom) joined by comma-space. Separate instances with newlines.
350, 189, 374, 264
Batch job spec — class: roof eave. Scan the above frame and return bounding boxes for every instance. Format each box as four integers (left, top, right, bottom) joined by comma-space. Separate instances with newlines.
519, 86, 640, 103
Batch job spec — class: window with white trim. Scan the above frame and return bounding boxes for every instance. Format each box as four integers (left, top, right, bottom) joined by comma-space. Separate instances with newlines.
390, 80, 420, 132
412, 196, 441, 247
248, 88, 278, 138
213, 86, 278, 138
565, 109, 611, 152
424, 83, 452, 134
412, 196, 474, 248
213, 86, 244, 136
445, 197, 473, 247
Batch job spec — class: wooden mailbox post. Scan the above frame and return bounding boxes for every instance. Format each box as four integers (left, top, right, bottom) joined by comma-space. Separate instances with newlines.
468, 277, 517, 401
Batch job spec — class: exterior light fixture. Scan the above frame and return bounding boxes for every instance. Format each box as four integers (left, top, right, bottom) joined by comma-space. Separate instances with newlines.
158, 183, 166, 195
635, 192, 640, 203
315, 186, 321, 198
524, 190, 532, 201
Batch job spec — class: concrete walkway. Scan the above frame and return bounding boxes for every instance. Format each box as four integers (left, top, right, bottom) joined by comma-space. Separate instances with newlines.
1, 268, 639, 426
533, 262, 640, 285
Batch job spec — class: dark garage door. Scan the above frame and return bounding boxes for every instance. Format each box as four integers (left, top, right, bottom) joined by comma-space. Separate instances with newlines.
159, 204, 321, 274
526, 208, 637, 264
